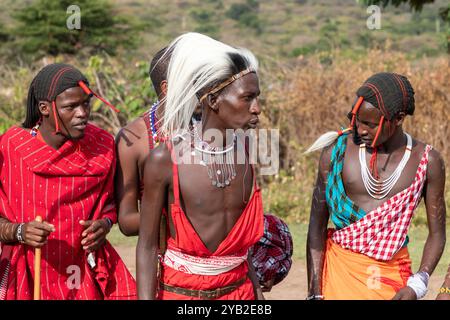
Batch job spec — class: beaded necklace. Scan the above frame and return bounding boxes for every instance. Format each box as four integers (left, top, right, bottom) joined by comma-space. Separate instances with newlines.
359, 133, 412, 199
149, 101, 159, 146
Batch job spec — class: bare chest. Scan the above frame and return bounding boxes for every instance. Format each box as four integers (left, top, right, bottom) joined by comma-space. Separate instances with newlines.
342, 142, 424, 213
173, 162, 254, 252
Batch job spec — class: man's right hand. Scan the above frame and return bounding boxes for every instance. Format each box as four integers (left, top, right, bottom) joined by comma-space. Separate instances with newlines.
21, 221, 55, 248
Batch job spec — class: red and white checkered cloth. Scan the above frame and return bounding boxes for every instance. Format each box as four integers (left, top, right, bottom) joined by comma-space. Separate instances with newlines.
331, 145, 432, 261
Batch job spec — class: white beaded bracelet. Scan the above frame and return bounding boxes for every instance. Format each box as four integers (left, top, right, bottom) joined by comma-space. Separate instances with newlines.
16, 223, 25, 243
407, 271, 429, 299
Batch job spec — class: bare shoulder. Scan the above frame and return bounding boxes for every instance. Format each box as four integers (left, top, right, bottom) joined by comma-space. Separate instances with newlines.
411, 137, 426, 153
410, 136, 446, 181
411, 137, 445, 170
143, 142, 172, 184
320, 142, 335, 164
318, 139, 337, 176
146, 142, 171, 165
115, 115, 147, 149
427, 147, 446, 178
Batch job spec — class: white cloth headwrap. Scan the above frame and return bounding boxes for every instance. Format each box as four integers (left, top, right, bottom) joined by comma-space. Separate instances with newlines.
162, 248, 248, 276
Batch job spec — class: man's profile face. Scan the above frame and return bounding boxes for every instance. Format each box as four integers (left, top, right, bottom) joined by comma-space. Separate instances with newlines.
215, 73, 261, 130
353, 100, 395, 147
54, 87, 91, 140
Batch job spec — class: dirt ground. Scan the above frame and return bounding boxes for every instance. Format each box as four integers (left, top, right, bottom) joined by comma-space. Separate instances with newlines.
115, 245, 444, 300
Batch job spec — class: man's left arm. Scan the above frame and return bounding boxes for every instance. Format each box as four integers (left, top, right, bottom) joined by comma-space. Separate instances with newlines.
394, 149, 446, 300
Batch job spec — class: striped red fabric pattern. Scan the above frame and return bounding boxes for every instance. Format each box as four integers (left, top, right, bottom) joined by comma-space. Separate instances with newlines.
0, 124, 136, 300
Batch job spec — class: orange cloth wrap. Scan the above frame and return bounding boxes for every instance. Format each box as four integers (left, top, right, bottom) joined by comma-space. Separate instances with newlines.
322, 239, 412, 300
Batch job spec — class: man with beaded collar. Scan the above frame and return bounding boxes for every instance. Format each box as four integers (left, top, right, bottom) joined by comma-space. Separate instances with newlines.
306, 72, 446, 300
115, 47, 170, 237
136, 32, 265, 300
117, 43, 293, 297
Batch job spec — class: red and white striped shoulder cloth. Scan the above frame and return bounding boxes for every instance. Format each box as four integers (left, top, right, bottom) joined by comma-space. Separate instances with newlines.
331, 144, 433, 261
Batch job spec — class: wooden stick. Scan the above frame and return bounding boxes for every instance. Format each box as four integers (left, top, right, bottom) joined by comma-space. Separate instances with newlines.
34, 216, 42, 300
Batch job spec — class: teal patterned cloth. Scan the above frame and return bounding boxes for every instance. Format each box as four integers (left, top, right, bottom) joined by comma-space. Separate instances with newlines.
325, 134, 366, 230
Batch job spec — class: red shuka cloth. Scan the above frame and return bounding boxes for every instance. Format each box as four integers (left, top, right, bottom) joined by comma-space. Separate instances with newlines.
0, 125, 136, 300
159, 152, 264, 300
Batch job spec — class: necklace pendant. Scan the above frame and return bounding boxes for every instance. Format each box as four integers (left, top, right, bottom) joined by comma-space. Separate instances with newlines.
193, 121, 236, 189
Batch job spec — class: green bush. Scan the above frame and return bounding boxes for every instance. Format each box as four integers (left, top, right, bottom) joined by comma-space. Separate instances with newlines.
226, 0, 263, 33
290, 44, 318, 57
0, 22, 9, 43
11, 0, 141, 60
189, 8, 220, 37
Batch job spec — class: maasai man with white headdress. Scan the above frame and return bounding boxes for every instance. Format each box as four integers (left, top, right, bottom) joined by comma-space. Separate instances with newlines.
306, 72, 446, 300
136, 32, 265, 300
116, 44, 292, 295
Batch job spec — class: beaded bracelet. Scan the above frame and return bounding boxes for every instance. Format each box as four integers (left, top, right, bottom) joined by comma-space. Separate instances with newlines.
15, 223, 25, 243
104, 218, 113, 230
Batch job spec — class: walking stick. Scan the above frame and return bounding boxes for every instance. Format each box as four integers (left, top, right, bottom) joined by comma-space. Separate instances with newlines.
34, 216, 42, 300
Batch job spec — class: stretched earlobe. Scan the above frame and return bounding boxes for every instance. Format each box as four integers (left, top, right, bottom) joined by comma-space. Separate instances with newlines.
396, 112, 406, 126
38, 101, 51, 116
210, 102, 219, 111
160, 80, 168, 97
206, 93, 219, 111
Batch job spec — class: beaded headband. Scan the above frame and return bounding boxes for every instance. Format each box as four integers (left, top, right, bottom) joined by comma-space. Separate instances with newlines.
199, 67, 256, 103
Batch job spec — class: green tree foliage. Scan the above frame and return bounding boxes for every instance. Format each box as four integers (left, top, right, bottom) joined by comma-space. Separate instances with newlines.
0, 22, 10, 60
189, 8, 220, 37
360, 0, 435, 11
437, 4, 450, 53
226, 0, 263, 34
205, 0, 224, 9
290, 19, 353, 58
359, 0, 449, 52
12, 0, 142, 59
0, 22, 8, 43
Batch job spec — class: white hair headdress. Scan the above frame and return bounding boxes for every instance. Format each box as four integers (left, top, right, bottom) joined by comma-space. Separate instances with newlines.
159, 32, 258, 138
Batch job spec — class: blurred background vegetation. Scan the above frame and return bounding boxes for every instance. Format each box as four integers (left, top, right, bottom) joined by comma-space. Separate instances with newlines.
0, 0, 449, 270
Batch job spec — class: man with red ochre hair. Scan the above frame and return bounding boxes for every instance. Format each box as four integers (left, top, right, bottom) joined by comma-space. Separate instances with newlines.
306, 72, 446, 300
0, 63, 136, 300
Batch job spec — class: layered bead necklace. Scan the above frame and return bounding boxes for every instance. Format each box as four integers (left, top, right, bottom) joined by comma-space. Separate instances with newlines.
192, 119, 236, 188
359, 133, 412, 199
149, 101, 159, 147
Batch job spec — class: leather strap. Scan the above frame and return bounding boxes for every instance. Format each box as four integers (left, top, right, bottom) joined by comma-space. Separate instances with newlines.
159, 276, 247, 299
